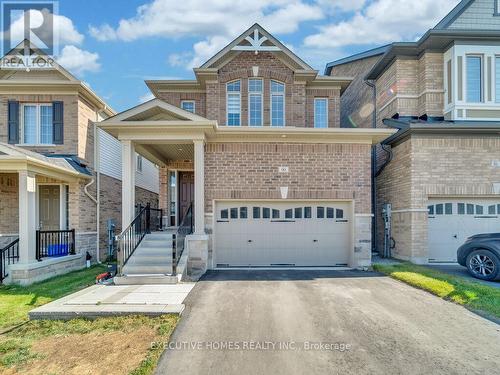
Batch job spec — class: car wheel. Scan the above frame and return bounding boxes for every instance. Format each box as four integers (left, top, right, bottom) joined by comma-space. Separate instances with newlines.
466, 249, 500, 281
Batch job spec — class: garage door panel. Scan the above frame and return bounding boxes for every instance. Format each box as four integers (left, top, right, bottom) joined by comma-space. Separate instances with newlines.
214, 201, 351, 267
428, 199, 500, 263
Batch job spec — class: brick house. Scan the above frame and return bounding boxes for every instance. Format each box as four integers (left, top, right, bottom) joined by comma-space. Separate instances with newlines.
326, 0, 500, 264
99, 24, 393, 279
0, 41, 159, 285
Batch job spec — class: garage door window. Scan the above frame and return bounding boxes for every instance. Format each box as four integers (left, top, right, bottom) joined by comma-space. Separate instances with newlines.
285, 209, 293, 219
240, 207, 248, 219
304, 207, 312, 218
230, 208, 238, 219
253, 207, 260, 219
317, 207, 324, 218
336, 209, 344, 219
221, 209, 229, 219
327, 207, 334, 219
263, 207, 270, 219
272, 209, 280, 219
295, 207, 302, 218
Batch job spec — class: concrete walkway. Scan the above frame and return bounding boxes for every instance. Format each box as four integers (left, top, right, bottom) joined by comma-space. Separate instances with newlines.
29, 283, 195, 320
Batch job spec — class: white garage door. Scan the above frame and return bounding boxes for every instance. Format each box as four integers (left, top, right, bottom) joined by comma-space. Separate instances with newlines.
428, 198, 500, 262
214, 201, 351, 267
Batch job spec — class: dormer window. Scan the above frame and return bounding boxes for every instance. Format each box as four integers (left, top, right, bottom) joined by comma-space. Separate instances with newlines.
181, 100, 195, 113
270, 80, 285, 127
248, 78, 263, 126
226, 80, 241, 126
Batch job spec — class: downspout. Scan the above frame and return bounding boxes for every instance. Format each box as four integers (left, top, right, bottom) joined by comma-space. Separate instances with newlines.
83, 120, 100, 263
364, 78, 378, 254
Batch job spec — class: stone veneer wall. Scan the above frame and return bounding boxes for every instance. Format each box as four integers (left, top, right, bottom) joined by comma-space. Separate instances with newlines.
0, 173, 18, 238
377, 135, 500, 263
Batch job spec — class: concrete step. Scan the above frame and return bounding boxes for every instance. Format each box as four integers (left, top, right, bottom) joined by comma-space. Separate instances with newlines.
134, 246, 172, 254
126, 253, 172, 263
145, 233, 173, 240
114, 274, 178, 285
122, 264, 172, 275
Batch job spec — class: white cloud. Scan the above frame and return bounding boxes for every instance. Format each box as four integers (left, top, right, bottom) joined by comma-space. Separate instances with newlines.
6, 9, 84, 48
139, 92, 155, 103
304, 0, 460, 48
89, 0, 323, 42
316, 0, 367, 12
89, 0, 324, 69
56, 45, 100, 75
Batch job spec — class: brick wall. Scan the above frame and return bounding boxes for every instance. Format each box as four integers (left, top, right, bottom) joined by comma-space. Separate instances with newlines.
376, 134, 500, 261
329, 55, 381, 128
155, 92, 206, 117
204, 142, 372, 214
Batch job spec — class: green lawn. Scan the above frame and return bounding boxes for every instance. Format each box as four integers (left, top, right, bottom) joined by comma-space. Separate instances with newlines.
373, 262, 500, 319
0, 264, 106, 330
0, 265, 179, 375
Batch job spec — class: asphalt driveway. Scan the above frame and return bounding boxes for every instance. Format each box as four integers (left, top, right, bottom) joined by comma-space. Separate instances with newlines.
156, 270, 500, 375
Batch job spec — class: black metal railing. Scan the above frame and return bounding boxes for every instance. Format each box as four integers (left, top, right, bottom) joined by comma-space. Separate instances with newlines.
36, 229, 76, 260
117, 203, 163, 273
173, 203, 193, 275
1, 238, 19, 283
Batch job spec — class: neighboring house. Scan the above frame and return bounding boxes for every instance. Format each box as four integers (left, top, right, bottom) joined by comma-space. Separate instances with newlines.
0, 40, 158, 285
99, 24, 393, 278
326, 0, 500, 264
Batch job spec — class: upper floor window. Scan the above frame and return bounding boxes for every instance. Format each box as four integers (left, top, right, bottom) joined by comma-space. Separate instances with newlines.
495, 0, 500, 16
314, 98, 328, 128
270, 80, 285, 127
22, 103, 53, 144
181, 100, 195, 113
466, 55, 482, 103
226, 80, 241, 126
248, 78, 263, 126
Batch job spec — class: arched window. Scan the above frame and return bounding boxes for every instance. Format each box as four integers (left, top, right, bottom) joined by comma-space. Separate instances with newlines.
248, 78, 263, 126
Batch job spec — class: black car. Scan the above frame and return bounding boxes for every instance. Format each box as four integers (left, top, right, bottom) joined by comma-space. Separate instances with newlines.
457, 233, 500, 281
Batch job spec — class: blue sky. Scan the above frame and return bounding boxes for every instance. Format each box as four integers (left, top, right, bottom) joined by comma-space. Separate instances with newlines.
8, 0, 462, 111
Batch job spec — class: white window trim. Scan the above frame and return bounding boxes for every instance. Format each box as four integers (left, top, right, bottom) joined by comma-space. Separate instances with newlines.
181, 100, 196, 113
18, 103, 55, 146
495, 55, 500, 103
465, 54, 484, 103
313, 98, 328, 128
226, 80, 241, 126
270, 80, 285, 127
248, 78, 263, 127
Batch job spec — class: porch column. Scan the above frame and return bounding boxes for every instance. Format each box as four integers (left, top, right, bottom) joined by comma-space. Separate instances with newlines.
18, 170, 36, 263
193, 139, 205, 234
121, 140, 136, 228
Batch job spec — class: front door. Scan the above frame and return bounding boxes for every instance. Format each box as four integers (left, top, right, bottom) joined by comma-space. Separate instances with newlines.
178, 172, 194, 223
39, 185, 60, 230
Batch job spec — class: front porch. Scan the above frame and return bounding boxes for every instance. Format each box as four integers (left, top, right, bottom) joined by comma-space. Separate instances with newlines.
0, 144, 94, 284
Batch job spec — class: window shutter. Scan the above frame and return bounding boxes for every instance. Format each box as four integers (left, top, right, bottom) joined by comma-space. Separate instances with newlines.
7, 101, 19, 144
52, 101, 64, 144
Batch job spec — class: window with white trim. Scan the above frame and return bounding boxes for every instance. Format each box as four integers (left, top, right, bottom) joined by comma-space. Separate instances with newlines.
248, 78, 263, 126
21, 103, 53, 145
466, 55, 482, 103
181, 100, 195, 113
270, 80, 285, 127
314, 98, 328, 128
226, 80, 241, 126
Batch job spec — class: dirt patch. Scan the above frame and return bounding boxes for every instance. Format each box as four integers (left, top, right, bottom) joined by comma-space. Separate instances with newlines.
12, 326, 157, 375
